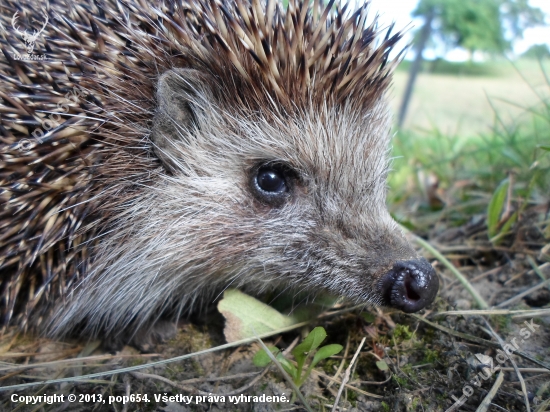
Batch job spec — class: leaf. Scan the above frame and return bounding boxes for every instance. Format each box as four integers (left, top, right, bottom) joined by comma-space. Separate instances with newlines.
310, 344, 343, 369
538, 145, 550, 151
253, 346, 279, 367
376, 360, 389, 371
362, 312, 376, 323
490, 211, 518, 245
487, 179, 509, 238
501, 148, 525, 167
498, 211, 517, 237
276, 354, 298, 380
217, 289, 297, 342
291, 326, 327, 370
253, 347, 298, 379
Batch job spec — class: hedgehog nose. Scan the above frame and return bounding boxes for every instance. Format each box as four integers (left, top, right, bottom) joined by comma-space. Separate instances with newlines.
380, 258, 439, 313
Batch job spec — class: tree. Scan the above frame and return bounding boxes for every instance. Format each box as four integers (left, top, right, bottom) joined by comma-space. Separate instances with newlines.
398, 0, 545, 128
414, 0, 544, 56
522, 44, 550, 60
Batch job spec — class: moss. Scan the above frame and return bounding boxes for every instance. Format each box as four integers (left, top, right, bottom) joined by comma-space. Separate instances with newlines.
490, 314, 511, 334
424, 348, 440, 363
392, 374, 408, 387
422, 327, 436, 343
347, 389, 357, 406
401, 364, 413, 374
127, 357, 146, 367
381, 401, 391, 412
322, 359, 339, 374
393, 324, 414, 342
165, 364, 185, 380
169, 324, 212, 353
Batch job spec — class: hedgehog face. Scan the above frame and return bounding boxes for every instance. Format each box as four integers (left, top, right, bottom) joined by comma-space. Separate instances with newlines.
147, 68, 438, 314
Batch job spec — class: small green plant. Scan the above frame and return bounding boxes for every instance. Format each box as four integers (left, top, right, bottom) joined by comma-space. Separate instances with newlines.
486, 177, 520, 244
487, 177, 510, 238
424, 348, 439, 363
253, 326, 343, 389
393, 324, 414, 342
361, 312, 376, 323
376, 359, 390, 372
489, 314, 513, 336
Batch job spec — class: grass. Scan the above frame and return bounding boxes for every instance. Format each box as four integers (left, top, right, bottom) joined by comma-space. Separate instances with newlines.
392, 58, 550, 137
389, 120, 550, 205
388, 58, 550, 227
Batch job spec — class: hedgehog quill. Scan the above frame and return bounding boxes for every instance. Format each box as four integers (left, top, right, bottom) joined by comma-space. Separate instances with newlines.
0, 0, 439, 347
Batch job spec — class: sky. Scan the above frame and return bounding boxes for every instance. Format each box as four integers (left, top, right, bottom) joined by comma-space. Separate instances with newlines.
353, 0, 550, 61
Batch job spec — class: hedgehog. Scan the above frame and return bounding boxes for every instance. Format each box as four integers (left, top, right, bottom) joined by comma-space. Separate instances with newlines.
0, 0, 439, 346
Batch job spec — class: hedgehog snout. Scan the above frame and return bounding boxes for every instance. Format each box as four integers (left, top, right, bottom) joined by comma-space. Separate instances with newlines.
379, 258, 439, 313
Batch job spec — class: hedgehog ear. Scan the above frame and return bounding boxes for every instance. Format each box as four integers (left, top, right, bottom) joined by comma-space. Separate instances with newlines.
152, 68, 212, 172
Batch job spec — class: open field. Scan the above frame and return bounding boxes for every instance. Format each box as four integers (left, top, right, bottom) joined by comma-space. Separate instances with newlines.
391, 59, 550, 137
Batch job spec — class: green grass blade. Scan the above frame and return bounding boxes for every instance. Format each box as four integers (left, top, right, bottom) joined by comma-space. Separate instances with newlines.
487, 178, 509, 238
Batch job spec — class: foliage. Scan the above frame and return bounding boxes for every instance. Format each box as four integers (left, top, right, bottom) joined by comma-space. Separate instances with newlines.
389, 65, 550, 239
413, 0, 545, 55
393, 324, 415, 342
391, 88, 550, 194
522, 44, 550, 60
397, 58, 502, 77
487, 178, 511, 238
376, 360, 389, 371
217, 289, 297, 342
253, 326, 342, 389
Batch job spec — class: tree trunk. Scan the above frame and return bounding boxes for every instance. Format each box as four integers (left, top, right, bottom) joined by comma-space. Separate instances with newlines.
397, 8, 435, 129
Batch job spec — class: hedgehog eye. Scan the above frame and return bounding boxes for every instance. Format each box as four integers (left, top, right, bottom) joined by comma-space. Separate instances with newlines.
256, 167, 287, 193
251, 164, 293, 206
